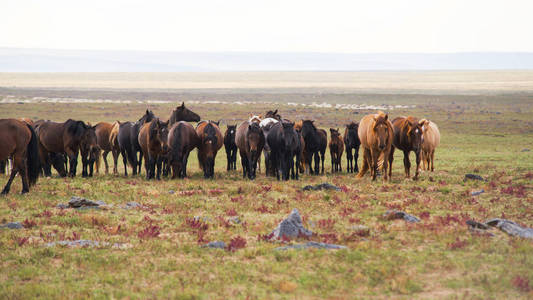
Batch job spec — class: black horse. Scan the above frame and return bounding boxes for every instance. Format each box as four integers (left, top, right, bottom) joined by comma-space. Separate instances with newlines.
169, 102, 201, 125
224, 125, 237, 171
301, 120, 327, 175
344, 122, 360, 173
117, 110, 155, 176
268, 121, 301, 180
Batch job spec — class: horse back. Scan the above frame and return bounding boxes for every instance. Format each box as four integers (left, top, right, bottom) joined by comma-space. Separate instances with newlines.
0, 119, 31, 160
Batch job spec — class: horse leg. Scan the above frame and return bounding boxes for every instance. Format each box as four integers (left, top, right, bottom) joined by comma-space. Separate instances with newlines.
156, 156, 162, 180
321, 151, 325, 175
226, 149, 231, 171
331, 151, 335, 173
388, 147, 395, 179
112, 149, 119, 175
354, 145, 360, 173
403, 150, 411, 179
145, 153, 151, 180
371, 149, 380, 181
81, 151, 88, 178
136, 150, 142, 175
430, 149, 435, 172
66, 148, 78, 177
1, 168, 18, 195
382, 149, 390, 182
413, 150, 421, 180
313, 152, 319, 176
356, 148, 369, 178
240, 152, 247, 178
102, 150, 109, 174
121, 149, 128, 177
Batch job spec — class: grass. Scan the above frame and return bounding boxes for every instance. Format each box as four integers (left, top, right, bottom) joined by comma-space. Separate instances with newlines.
0, 83, 532, 299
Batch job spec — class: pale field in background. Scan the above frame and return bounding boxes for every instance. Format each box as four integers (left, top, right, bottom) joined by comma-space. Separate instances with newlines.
2, 71, 533, 94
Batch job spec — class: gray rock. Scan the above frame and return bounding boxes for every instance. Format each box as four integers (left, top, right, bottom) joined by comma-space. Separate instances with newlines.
270, 209, 313, 240
169, 190, 175, 194
471, 189, 485, 196
45, 239, 128, 248
68, 196, 103, 208
302, 183, 341, 191
125, 202, 141, 209
193, 216, 211, 223
0, 222, 23, 229
485, 218, 533, 239
56, 203, 69, 209
275, 241, 347, 251
522, 148, 531, 152
464, 174, 485, 182
229, 217, 241, 224
202, 241, 227, 249
384, 210, 420, 223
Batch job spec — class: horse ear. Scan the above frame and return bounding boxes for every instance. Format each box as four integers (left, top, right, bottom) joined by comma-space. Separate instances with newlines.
259, 114, 263, 119
146, 109, 149, 114
273, 109, 278, 114
384, 114, 388, 121
181, 102, 185, 108
162, 120, 169, 127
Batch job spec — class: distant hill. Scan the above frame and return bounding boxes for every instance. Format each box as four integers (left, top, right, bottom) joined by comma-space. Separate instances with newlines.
1, 48, 533, 72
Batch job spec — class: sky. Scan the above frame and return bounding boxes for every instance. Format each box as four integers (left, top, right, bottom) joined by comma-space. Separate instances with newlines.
1, 0, 532, 53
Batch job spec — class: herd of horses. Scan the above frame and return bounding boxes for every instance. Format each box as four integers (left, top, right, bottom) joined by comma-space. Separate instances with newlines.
0, 103, 441, 195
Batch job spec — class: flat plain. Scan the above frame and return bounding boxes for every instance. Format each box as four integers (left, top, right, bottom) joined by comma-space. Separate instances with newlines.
0, 71, 532, 299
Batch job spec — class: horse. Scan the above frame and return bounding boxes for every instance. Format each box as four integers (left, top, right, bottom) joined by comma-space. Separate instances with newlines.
267, 121, 300, 180
419, 119, 440, 172
300, 120, 326, 175
168, 121, 199, 179
344, 122, 360, 173
95, 121, 120, 174
388, 116, 424, 180
260, 118, 279, 176
196, 121, 223, 179
249, 114, 262, 124
37, 119, 98, 177
19, 118, 34, 126
265, 109, 282, 121
357, 111, 393, 181
117, 110, 155, 176
224, 125, 238, 171
0, 119, 40, 195
317, 129, 327, 174
80, 123, 99, 177
236, 121, 265, 180
329, 128, 344, 173
169, 102, 201, 125
33, 123, 67, 177
138, 118, 169, 180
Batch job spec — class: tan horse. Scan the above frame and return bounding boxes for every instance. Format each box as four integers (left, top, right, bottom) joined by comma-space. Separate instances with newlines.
419, 119, 440, 171
95, 121, 120, 174
357, 111, 393, 181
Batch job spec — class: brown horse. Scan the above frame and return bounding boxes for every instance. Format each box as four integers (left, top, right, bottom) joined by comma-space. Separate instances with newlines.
357, 111, 393, 181
169, 102, 201, 125
0, 119, 40, 194
265, 109, 282, 121
419, 119, 440, 172
329, 128, 344, 173
139, 118, 169, 180
388, 116, 424, 180
38, 119, 98, 177
236, 121, 265, 180
168, 121, 199, 178
344, 122, 361, 173
196, 121, 223, 179
224, 125, 238, 171
95, 121, 120, 174
19, 118, 34, 126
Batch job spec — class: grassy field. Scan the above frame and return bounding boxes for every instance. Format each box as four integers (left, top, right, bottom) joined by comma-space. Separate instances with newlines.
0, 73, 533, 299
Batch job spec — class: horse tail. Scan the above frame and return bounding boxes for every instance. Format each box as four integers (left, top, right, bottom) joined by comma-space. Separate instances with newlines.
25, 123, 41, 186
95, 148, 101, 173
377, 152, 384, 170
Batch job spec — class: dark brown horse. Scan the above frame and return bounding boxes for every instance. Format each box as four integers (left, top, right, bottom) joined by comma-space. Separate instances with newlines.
95, 121, 120, 174
235, 121, 265, 180
329, 128, 344, 173
139, 118, 169, 180
344, 122, 360, 173
38, 119, 98, 177
224, 125, 238, 171
265, 109, 282, 121
117, 110, 155, 176
169, 102, 201, 125
357, 111, 393, 181
0, 119, 40, 194
196, 121, 223, 179
267, 121, 301, 180
300, 120, 327, 175
388, 116, 424, 180
168, 121, 199, 178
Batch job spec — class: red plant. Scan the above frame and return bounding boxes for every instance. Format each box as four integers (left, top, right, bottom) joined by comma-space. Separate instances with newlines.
261, 185, 272, 193
448, 237, 468, 250
230, 195, 244, 203
185, 218, 209, 231
257, 232, 274, 242
317, 218, 336, 229
419, 211, 430, 220
36, 210, 53, 218
524, 172, 533, 180
197, 230, 208, 244
137, 225, 160, 239
216, 216, 232, 228
22, 218, 37, 228
348, 217, 361, 224
16, 237, 29, 246
255, 204, 271, 213
226, 236, 247, 252
69, 231, 81, 241
512, 275, 531, 292
226, 208, 238, 216
208, 188, 223, 195
340, 207, 355, 217
320, 233, 338, 243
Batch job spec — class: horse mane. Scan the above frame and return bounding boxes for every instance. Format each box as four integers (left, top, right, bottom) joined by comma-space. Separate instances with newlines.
148, 118, 160, 134
347, 121, 358, 130
302, 120, 317, 131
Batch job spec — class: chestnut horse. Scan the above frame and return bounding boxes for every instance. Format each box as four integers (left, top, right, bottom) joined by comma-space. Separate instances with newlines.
419, 119, 440, 172
38, 119, 98, 177
138, 118, 169, 180
224, 125, 238, 171
196, 121, 223, 179
169, 102, 201, 126
388, 116, 424, 180
236, 121, 265, 180
168, 121, 199, 178
95, 121, 120, 174
329, 128, 344, 173
344, 122, 360, 173
357, 112, 393, 181
0, 119, 40, 195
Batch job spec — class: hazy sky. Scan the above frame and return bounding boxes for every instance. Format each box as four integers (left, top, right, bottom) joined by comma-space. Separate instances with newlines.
1, 0, 532, 53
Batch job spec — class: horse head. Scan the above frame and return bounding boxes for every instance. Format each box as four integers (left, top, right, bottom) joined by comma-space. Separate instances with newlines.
405, 117, 424, 152
150, 118, 169, 154
265, 109, 282, 121
373, 112, 391, 150
171, 102, 201, 123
